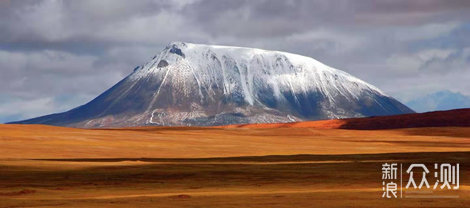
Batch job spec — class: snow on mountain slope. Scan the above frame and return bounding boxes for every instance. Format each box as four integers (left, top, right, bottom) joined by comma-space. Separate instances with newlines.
11, 42, 414, 127
134, 42, 384, 102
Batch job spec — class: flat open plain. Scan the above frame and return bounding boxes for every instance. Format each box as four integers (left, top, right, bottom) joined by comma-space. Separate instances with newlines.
0, 124, 469, 207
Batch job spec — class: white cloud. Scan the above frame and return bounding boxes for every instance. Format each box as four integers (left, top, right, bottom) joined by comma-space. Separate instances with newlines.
96, 12, 178, 43
13, 0, 70, 42
0, 49, 125, 98
0, 97, 56, 122
286, 29, 364, 54
394, 22, 460, 42
386, 49, 456, 74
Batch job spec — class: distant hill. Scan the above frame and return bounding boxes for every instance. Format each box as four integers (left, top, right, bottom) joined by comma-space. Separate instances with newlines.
223, 108, 470, 130
406, 90, 470, 113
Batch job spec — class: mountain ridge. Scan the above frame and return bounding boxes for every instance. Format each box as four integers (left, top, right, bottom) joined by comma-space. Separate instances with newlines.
406, 90, 470, 113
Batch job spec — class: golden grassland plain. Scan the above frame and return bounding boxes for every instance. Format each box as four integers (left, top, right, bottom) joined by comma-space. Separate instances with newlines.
0, 124, 469, 207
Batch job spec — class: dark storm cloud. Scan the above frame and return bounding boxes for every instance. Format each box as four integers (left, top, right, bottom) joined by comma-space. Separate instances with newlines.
183, 0, 470, 37
0, 0, 469, 122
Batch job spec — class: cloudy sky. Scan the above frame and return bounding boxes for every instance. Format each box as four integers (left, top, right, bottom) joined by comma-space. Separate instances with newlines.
1, 0, 470, 123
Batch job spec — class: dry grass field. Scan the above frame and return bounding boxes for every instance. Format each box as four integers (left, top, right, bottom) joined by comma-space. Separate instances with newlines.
0, 124, 469, 207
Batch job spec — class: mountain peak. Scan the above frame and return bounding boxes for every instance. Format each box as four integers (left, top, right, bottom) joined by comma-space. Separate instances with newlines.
168, 41, 188, 46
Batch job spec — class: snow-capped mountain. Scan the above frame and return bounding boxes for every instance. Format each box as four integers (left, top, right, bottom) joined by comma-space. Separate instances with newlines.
12, 42, 414, 127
